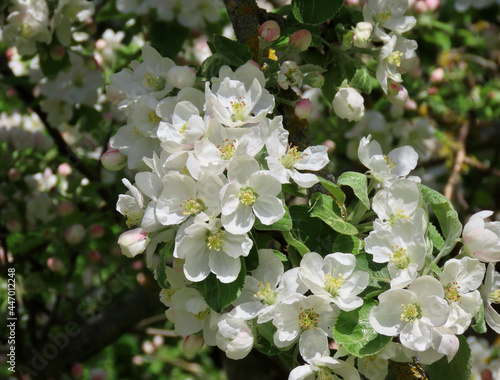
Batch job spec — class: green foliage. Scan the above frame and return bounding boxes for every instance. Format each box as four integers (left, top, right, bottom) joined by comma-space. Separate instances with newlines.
254, 204, 293, 231
194, 258, 246, 313
208, 35, 253, 67
310, 193, 358, 235
291, 0, 343, 25
150, 21, 189, 59
337, 172, 370, 209
350, 67, 372, 95
429, 335, 472, 380
333, 299, 391, 357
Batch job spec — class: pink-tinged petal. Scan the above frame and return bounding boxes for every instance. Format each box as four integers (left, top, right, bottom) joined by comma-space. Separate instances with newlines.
253, 195, 285, 225
209, 253, 241, 283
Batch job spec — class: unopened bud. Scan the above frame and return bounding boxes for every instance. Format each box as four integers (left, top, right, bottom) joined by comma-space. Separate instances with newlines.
353, 22, 373, 48
118, 228, 148, 258
90, 224, 105, 238
294, 99, 313, 119
322, 139, 336, 154
259, 20, 280, 43
167, 66, 196, 89
387, 83, 409, 106
50, 46, 66, 61
182, 334, 204, 354
66, 224, 86, 244
101, 149, 127, 171
8, 168, 21, 182
47, 257, 65, 272
426, 0, 440, 11
153, 335, 164, 348
341, 30, 353, 50
303, 73, 325, 88
430, 67, 444, 82
332, 87, 365, 122
142, 341, 155, 355
289, 30, 312, 52
57, 163, 72, 177
89, 250, 102, 262
58, 201, 74, 217
72, 363, 84, 378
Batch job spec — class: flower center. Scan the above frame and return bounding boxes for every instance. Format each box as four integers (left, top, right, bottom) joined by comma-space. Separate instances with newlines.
179, 121, 189, 135
254, 282, 277, 305
160, 288, 176, 303
194, 308, 210, 321
206, 230, 226, 252
444, 282, 461, 303
218, 138, 237, 160
20, 24, 34, 38
280, 144, 306, 169
400, 303, 421, 323
148, 111, 162, 124
298, 307, 319, 330
387, 51, 403, 67
389, 245, 410, 269
373, 8, 392, 24
230, 97, 247, 122
383, 154, 397, 170
317, 366, 337, 380
180, 198, 205, 216
389, 209, 409, 225
143, 72, 166, 92
323, 271, 345, 297
239, 188, 257, 206
488, 290, 500, 304
123, 208, 143, 228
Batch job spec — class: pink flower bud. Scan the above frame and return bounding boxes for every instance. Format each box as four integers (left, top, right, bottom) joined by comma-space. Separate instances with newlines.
426, 0, 440, 10
72, 363, 84, 378
90, 225, 105, 238
47, 257, 65, 272
322, 139, 336, 154
8, 168, 21, 182
50, 46, 66, 61
294, 99, 313, 119
182, 334, 204, 354
89, 251, 102, 262
259, 20, 280, 43
167, 66, 196, 89
7, 219, 22, 233
387, 83, 409, 106
430, 67, 445, 82
405, 98, 417, 111
142, 341, 155, 355
101, 149, 127, 171
153, 335, 164, 348
289, 30, 312, 52
133, 260, 144, 270
118, 228, 148, 258
65, 224, 86, 244
57, 163, 72, 177
58, 201, 75, 217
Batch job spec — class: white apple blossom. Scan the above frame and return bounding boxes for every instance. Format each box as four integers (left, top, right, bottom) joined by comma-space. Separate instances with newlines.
165, 287, 219, 346
216, 314, 254, 360
231, 250, 307, 323
364, 217, 427, 288
273, 294, 338, 361
332, 87, 365, 122
174, 213, 252, 283
376, 35, 418, 93
52, 0, 95, 46
358, 135, 419, 187
462, 211, 500, 262
220, 155, 285, 234
439, 257, 485, 334
289, 356, 360, 380
156, 171, 225, 226
278, 61, 303, 90
480, 263, 500, 334
116, 179, 145, 228
369, 276, 456, 355
299, 252, 369, 311
363, 0, 416, 42
265, 117, 329, 188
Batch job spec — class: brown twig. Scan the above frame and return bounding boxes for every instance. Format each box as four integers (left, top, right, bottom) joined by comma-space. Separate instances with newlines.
444, 121, 470, 200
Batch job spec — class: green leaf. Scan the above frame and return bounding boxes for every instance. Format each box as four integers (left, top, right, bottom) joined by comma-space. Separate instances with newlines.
333, 299, 391, 357
211, 35, 252, 67
255, 322, 281, 356
337, 172, 370, 209
291, 0, 343, 25
7, 232, 46, 256
254, 205, 292, 231
39, 49, 71, 77
350, 67, 372, 94
200, 53, 231, 79
156, 241, 174, 289
195, 258, 246, 313
428, 222, 445, 251
283, 231, 310, 256
150, 21, 189, 59
429, 335, 471, 380
299, 64, 327, 74
354, 253, 391, 298
318, 177, 346, 204
310, 194, 358, 235
472, 303, 487, 334
333, 234, 363, 255
418, 184, 462, 257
